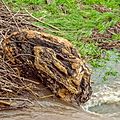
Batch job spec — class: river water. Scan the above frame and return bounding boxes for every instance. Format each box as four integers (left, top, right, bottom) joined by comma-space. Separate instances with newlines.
0, 51, 120, 120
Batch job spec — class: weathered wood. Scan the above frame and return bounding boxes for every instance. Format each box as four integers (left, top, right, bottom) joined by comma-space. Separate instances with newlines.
2, 30, 92, 104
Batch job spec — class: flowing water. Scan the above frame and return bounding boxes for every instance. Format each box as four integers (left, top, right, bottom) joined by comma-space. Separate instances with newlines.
82, 51, 120, 119
0, 51, 120, 120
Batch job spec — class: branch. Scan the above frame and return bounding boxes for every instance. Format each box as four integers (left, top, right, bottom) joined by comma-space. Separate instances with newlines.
1, 0, 21, 32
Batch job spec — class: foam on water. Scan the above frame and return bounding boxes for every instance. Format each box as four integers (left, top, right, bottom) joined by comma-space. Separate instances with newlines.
81, 51, 120, 115
82, 77, 120, 115
83, 86, 120, 107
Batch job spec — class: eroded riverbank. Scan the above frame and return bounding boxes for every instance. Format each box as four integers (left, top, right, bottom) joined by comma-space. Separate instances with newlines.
0, 51, 120, 120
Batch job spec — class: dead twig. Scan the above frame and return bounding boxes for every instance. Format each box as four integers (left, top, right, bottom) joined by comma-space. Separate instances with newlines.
0, 97, 33, 104
1, 0, 21, 32
0, 100, 11, 106
39, 94, 54, 99
0, 104, 27, 111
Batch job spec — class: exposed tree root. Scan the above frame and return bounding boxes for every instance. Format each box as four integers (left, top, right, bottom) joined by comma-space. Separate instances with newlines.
0, 1, 92, 110
2, 30, 92, 105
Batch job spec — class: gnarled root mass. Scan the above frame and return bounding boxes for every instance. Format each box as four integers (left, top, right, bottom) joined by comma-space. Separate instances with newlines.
0, 2, 92, 109
2, 30, 92, 105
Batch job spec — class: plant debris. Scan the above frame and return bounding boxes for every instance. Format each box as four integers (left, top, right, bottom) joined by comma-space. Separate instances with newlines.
92, 22, 120, 42
92, 4, 112, 13
0, 1, 92, 110
98, 41, 120, 51
91, 22, 120, 50
0, 1, 44, 39
0, 2, 56, 110
2, 30, 92, 105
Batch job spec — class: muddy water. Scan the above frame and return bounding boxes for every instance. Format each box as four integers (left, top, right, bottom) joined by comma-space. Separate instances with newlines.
0, 51, 120, 120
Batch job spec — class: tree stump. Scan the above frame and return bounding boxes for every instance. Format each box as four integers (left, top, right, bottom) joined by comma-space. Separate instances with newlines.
2, 30, 92, 104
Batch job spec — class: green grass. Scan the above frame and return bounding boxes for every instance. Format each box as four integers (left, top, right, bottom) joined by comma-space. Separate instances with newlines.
4, 0, 120, 63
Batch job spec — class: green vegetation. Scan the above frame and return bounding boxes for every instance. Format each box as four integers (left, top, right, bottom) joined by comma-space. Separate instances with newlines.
4, 0, 120, 80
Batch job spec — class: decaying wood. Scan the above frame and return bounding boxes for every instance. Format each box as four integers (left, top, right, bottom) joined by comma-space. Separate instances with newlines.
2, 30, 92, 104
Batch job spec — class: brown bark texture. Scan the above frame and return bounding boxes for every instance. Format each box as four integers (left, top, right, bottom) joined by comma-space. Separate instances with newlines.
2, 30, 92, 104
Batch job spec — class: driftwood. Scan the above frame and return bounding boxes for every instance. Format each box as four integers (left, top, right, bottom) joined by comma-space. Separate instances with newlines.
2, 30, 92, 104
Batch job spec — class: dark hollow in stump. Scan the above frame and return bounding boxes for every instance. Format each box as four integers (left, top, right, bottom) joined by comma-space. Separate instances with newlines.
2, 30, 92, 105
